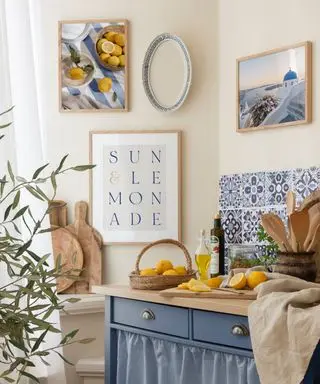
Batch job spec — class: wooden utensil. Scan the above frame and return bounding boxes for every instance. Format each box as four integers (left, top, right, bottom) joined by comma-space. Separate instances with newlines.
49, 200, 68, 227
299, 190, 320, 211
307, 224, 320, 252
159, 287, 257, 300
65, 201, 102, 293
261, 214, 291, 252
304, 203, 320, 250
51, 228, 84, 293
286, 191, 296, 216
289, 209, 310, 251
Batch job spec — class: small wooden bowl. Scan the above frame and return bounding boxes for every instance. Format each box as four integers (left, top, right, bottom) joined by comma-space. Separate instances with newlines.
274, 252, 317, 282
95, 25, 125, 72
129, 239, 197, 290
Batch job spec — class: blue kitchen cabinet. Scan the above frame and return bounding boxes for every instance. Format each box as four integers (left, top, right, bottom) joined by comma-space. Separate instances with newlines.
104, 295, 320, 384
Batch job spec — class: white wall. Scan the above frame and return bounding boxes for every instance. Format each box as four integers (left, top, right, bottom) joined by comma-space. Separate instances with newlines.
218, 0, 320, 175
34, 0, 219, 284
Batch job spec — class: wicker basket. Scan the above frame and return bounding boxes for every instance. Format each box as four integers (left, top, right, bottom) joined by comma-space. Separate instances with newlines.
95, 25, 125, 72
273, 252, 317, 282
129, 239, 197, 290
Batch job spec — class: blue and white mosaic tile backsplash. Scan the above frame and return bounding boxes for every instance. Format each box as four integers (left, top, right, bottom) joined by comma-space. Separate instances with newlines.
219, 166, 320, 249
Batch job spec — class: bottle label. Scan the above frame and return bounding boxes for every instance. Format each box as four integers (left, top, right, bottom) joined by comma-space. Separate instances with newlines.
209, 236, 219, 275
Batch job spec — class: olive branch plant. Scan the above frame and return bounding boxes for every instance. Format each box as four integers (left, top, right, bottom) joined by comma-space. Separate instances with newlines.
0, 107, 95, 383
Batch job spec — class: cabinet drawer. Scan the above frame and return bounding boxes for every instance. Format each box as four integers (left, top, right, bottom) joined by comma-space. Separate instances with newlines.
193, 310, 252, 350
113, 297, 189, 338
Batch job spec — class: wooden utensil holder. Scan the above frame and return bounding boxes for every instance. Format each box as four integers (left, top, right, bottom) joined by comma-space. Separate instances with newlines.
274, 252, 317, 282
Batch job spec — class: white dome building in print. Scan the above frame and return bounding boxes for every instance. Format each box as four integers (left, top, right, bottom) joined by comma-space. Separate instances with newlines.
283, 68, 299, 88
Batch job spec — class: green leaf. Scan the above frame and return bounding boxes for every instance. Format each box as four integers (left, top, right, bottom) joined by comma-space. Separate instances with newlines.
38, 227, 56, 234
35, 186, 49, 201
50, 172, 57, 191
15, 176, 27, 183
31, 327, 49, 352
12, 190, 20, 209
56, 154, 69, 173
3, 377, 15, 383
32, 163, 49, 179
0, 105, 14, 116
79, 337, 95, 344
54, 350, 74, 365
16, 239, 32, 257
68, 45, 80, 65
112, 91, 118, 102
19, 371, 40, 383
9, 339, 28, 353
12, 205, 28, 221
0, 122, 12, 130
7, 161, 14, 184
4, 203, 13, 220
26, 185, 44, 201
60, 329, 79, 345
66, 297, 81, 303
71, 165, 96, 171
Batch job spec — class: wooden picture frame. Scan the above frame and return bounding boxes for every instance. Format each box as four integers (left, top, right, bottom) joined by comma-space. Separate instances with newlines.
89, 130, 181, 244
237, 41, 312, 132
58, 19, 128, 112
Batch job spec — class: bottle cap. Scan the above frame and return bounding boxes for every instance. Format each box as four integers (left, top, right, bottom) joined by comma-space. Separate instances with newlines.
214, 212, 221, 220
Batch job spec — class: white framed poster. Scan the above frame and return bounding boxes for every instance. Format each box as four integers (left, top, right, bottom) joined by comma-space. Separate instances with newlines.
90, 131, 181, 244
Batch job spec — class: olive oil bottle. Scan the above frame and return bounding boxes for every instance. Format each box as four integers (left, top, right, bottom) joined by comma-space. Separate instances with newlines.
195, 229, 211, 281
210, 213, 225, 276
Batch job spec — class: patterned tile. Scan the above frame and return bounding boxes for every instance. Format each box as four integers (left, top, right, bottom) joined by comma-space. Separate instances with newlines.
219, 174, 242, 209
242, 172, 265, 207
221, 209, 242, 244
242, 208, 264, 244
293, 167, 320, 203
265, 170, 292, 205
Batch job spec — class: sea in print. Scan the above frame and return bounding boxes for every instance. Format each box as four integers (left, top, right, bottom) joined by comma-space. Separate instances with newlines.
239, 45, 307, 129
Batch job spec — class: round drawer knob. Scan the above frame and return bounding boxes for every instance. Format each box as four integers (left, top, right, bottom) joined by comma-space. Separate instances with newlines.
141, 309, 155, 320
231, 324, 249, 337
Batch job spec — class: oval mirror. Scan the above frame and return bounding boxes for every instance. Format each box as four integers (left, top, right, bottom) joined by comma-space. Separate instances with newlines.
143, 33, 192, 112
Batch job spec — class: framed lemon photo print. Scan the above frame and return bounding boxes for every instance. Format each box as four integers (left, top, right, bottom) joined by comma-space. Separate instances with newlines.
59, 19, 128, 112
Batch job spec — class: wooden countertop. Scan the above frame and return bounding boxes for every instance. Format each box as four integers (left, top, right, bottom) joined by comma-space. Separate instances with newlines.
92, 284, 252, 316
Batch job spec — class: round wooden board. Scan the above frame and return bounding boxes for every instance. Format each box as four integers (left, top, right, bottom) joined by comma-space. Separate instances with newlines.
52, 228, 84, 293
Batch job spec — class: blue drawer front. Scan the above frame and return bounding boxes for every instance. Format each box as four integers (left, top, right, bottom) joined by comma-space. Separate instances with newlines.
193, 310, 252, 350
112, 297, 189, 338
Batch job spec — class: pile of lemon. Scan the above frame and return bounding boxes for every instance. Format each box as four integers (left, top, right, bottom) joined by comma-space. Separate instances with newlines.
140, 260, 188, 277
229, 271, 268, 290
97, 31, 126, 68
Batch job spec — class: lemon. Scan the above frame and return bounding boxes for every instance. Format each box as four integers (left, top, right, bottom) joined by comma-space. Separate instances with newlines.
177, 282, 189, 290
119, 54, 126, 67
68, 67, 85, 80
107, 56, 120, 67
155, 260, 173, 274
229, 272, 247, 290
206, 276, 223, 289
140, 268, 158, 276
100, 53, 110, 62
190, 282, 211, 292
97, 38, 107, 53
101, 41, 115, 54
247, 271, 268, 289
162, 269, 178, 276
175, 266, 187, 275
105, 31, 117, 42
111, 44, 122, 57
187, 278, 202, 289
98, 77, 113, 93
115, 33, 125, 47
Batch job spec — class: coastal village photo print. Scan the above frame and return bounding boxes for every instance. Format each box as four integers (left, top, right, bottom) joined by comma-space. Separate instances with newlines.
237, 42, 311, 132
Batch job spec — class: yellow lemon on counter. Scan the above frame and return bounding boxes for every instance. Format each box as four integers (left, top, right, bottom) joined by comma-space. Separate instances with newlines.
177, 282, 189, 290
206, 276, 223, 289
68, 67, 85, 80
98, 77, 113, 93
247, 271, 268, 289
163, 269, 178, 276
101, 41, 115, 54
111, 44, 122, 57
175, 266, 187, 275
107, 56, 120, 67
97, 38, 107, 53
105, 31, 117, 42
229, 273, 247, 290
140, 268, 158, 276
114, 33, 125, 46
100, 53, 110, 62
155, 260, 173, 274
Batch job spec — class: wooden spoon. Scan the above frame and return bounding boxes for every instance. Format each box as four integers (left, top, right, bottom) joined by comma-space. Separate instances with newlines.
286, 191, 296, 216
304, 203, 320, 250
261, 214, 291, 252
307, 223, 320, 252
289, 209, 310, 252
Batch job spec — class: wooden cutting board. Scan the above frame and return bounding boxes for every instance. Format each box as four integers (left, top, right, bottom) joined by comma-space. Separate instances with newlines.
159, 287, 257, 300
52, 228, 84, 293
65, 201, 102, 293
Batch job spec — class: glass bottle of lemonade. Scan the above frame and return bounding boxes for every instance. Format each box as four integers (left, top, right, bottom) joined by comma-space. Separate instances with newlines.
195, 229, 211, 280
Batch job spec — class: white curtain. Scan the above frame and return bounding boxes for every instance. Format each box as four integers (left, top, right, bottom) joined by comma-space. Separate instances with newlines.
1, 0, 66, 382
